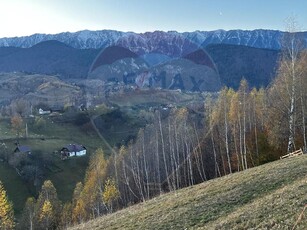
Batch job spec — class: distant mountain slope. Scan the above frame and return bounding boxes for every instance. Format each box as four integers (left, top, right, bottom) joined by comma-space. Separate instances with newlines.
0, 72, 83, 106
0, 29, 306, 51
206, 44, 280, 89
0, 40, 99, 78
0, 41, 279, 89
69, 156, 307, 230
90, 46, 139, 72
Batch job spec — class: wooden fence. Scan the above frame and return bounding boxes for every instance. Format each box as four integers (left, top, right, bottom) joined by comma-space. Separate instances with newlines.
280, 148, 303, 159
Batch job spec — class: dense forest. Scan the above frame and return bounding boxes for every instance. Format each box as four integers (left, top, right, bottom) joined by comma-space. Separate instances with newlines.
0, 31, 306, 230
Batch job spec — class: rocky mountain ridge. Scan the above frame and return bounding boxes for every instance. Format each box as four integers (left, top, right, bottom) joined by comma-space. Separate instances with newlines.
1, 29, 306, 52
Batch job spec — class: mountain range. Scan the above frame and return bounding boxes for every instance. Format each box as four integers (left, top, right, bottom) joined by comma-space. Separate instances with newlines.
1, 29, 306, 51
0, 40, 279, 90
0, 29, 302, 90
0, 41, 99, 78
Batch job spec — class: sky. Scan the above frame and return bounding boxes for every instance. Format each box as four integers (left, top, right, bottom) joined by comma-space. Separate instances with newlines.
0, 0, 306, 38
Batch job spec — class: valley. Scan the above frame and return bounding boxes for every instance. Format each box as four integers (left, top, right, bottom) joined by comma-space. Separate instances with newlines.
0, 26, 306, 229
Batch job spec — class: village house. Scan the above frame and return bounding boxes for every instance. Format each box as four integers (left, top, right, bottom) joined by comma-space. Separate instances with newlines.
60, 144, 86, 159
38, 108, 51, 115
38, 105, 64, 115
14, 145, 31, 154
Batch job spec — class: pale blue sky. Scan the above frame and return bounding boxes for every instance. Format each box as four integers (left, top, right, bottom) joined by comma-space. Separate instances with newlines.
0, 0, 306, 37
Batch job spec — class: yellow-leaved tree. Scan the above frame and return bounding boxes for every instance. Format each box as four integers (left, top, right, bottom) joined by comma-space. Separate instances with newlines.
20, 197, 36, 230
0, 181, 14, 229
71, 182, 86, 224
39, 200, 53, 229
11, 115, 24, 139
81, 148, 109, 218
35, 180, 61, 230
102, 178, 120, 213
60, 202, 72, 229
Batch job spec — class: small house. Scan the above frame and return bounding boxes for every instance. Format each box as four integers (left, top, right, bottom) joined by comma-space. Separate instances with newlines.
14, 145, 31, 154
60, 144, 86, 158
38, 108, 51, 115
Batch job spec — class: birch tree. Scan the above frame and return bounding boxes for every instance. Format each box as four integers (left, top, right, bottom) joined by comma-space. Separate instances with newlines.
282, 18, 303, 153
81, 148, 108, 218
268, 18, 304, 153
35, 180, 61, 230
20, 197, 36, 230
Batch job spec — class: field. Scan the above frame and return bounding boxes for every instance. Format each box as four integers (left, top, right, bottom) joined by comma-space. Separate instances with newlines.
0, 163, 31, 217
70, 155, 307, 230
108, 89, 205, 107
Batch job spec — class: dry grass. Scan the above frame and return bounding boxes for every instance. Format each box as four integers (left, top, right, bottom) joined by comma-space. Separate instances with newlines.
69, 155, 307, 230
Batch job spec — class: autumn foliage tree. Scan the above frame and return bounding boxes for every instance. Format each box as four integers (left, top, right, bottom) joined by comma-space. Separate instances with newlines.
102, 178, 120, 212
59, 202, 73, 229
39, 200, 53, 229
35, 180, 61, 230
0, 181, 14, 230
11, 114, 24, 138
71, 182, 85, 224
71, 149, 109, 223
19, 197, 36, 230
267, 19, 306, 153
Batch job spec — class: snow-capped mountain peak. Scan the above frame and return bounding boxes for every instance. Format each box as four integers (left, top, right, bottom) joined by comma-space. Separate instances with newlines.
0, 29, 306, 52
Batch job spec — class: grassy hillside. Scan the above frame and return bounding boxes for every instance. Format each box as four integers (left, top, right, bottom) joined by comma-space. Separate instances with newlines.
0, 115, 105, 216
0, 163, 31, 217
70, 155, 307, 230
